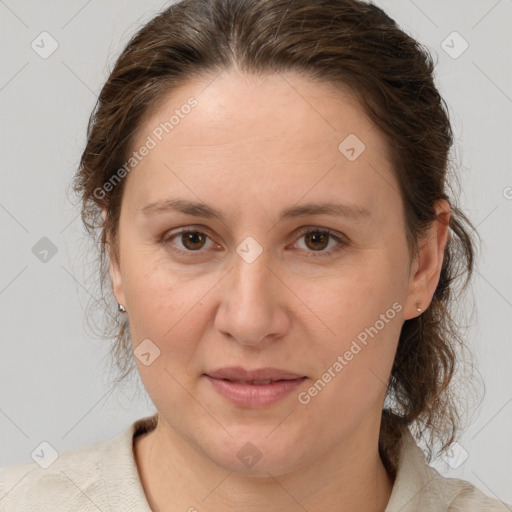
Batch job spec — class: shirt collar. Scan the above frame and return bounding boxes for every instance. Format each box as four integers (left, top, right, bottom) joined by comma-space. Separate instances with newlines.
102, 414, 158, 511
384, 426, 445, 511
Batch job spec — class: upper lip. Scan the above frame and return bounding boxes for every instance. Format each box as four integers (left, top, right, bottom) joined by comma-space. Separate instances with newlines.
205, 366, 305, 382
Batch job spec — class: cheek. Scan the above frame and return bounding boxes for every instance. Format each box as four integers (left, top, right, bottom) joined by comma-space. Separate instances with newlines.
121, 245, 183, 317
123, 262, 209, 400
121, 252, 216, 361
301, 256, 403, 399
304, 255, 403, 340
301, 291, 402, 436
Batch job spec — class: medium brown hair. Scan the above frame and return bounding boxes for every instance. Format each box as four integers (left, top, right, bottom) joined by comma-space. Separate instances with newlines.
73, 0, 479, 474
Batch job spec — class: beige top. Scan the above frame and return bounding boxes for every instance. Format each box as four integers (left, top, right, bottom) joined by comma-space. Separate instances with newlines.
0, 414, 509, 511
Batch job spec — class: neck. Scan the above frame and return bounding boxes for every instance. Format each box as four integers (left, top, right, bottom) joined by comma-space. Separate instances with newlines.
134, 416, 395, 512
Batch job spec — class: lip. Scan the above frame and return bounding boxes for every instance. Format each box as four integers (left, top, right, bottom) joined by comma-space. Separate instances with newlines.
205, 366, 305, 382
204, 367, 307, 408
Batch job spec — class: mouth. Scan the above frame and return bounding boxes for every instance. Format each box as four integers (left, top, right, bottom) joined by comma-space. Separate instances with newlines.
203, 367, 307, 408
205, 366, 306, 382
216, 378, 301, 385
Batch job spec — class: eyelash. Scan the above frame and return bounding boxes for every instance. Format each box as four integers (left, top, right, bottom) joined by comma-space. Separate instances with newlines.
161, 226, 348, 259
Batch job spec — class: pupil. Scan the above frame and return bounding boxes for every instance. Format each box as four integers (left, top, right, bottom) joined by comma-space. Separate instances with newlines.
183, 232, 205, 250
306, 232, 328, 251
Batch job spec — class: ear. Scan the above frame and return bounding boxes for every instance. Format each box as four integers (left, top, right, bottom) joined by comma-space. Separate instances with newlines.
103, 209, 126, 308
404, 199, 451, 320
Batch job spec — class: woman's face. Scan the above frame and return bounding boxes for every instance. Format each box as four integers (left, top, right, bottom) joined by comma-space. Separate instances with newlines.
110, 70, 442, 474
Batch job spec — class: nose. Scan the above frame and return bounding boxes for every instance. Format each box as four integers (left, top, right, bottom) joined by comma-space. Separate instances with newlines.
214, 247, 291, 346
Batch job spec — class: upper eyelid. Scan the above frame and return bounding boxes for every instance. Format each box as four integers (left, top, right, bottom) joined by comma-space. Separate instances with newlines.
164, 225, 346, 250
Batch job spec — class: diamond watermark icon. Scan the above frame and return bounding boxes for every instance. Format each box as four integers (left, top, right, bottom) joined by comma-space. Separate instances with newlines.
441, 441, 469, 469
31, 441, 59, 469
134, 338, 161, 366
441, 31, 469, 59
31, 31, 59, 59
32, 237, 58, 263
338, 134, 366, 161
237, 442, 263, 468
236, 236, 263, 264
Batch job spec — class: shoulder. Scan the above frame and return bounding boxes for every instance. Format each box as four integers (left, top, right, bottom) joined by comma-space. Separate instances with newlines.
422, 468, 511, 511
0, 414, 157, 512
439, 477, 511, 511
0, 434, 118, 512
386, 427, 511, 512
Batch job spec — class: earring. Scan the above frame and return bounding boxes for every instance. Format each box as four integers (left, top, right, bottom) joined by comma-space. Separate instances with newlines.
416, 301, 422, 313
118, 303, 127, 313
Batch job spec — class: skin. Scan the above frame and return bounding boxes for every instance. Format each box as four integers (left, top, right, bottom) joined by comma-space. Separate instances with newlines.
108, 69, 450, 512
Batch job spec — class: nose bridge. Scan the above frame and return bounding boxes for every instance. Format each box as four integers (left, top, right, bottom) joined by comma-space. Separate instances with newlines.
216, 238, 287, 346
231, 239, 274, 313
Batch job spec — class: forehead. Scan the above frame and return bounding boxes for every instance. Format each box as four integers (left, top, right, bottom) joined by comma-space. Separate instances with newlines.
137, 70, 388, 154
124, 70, 400, 219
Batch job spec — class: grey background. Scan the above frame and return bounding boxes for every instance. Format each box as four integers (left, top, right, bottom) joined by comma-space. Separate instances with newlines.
1, 0, 511, 504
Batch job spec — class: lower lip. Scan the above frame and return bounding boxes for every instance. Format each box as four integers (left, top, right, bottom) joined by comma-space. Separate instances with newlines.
205, 376, 307, 408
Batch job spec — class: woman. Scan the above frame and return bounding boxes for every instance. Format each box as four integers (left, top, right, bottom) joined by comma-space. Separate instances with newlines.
0, 0, 509, 510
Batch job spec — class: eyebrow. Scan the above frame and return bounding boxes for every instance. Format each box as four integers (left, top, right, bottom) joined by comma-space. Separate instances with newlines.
140, 199, 371, 223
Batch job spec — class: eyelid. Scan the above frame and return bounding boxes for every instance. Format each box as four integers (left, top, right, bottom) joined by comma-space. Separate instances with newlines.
161, 225, 348, 257
161, 226, 220, 255
291, 226, 348, 257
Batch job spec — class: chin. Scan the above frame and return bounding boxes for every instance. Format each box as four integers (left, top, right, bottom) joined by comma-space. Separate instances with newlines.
200, 428, 305, 477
